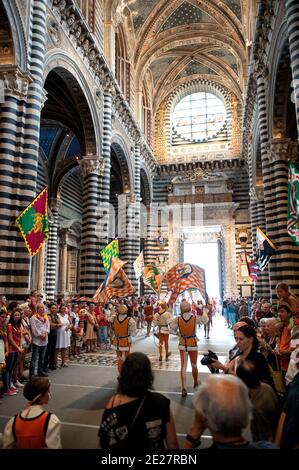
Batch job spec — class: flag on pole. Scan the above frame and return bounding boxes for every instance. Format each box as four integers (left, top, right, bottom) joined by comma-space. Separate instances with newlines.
288, 162, 299, 245
245, 251, 259, 282
256, 226, 277, 271
93, 257, 134, 303
164, 262, 207, 308
100, 239, 119, 272
133, 251, 144, 279
16, 187, 48, 257
143, 265, 163, 294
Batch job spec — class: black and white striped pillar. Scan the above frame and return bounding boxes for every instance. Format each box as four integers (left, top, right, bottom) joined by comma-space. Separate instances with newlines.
46, 200, 59, 301
285, 0, 299, 135
123, 140, 141, 290
79, 157, 103, 296
267, 140, 299, 295
0, 0, 47, 299
96, 85, 113, 284
255, 71, 273, 298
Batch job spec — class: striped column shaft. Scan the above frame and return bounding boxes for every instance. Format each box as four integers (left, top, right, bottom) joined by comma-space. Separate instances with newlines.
46, 205, 59, 301
250, 198, 259, 298
0, 0, 47, 299
256, 198, 270, 299
97, 90, 113, 284
122, 197, 140, 290
122, 142, 141, 290
256, 74, 274, 297
79, 162, 101, 296
268, 145, 299, 297
285, 0, 299, 135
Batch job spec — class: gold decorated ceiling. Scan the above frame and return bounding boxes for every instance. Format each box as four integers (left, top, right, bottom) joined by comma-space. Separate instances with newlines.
113, 0, 246, 110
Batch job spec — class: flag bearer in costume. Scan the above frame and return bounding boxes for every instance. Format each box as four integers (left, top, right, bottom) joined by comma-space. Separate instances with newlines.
170, 300, 208, 397
110, 304, 136, 373
153, 301, 173, 362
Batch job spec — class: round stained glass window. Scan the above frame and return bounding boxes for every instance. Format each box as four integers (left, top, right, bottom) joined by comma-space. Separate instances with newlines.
172, 92, 226, 142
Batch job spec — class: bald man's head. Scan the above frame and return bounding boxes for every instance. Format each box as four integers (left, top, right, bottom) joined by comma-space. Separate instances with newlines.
193, 375, 251, 438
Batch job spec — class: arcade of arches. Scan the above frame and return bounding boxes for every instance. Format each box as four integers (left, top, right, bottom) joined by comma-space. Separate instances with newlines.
0, 0, 299, 302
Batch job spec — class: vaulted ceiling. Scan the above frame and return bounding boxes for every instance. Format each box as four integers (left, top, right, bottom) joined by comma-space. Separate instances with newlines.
112, 0, 246, 111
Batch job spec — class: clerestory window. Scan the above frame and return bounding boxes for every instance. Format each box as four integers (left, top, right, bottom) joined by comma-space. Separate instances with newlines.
172, 92, 226, 142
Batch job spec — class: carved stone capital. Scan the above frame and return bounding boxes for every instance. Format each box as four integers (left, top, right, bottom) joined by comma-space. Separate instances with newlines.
41, 88, 48, 109
267, 139, 298, 163
79, 156, 105, 177
49, 197, 62, 218
0, 66, 33, 100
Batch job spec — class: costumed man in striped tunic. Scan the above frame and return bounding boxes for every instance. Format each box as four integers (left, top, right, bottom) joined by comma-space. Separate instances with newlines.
110, 304, 136, 373
170, 300, 208, 397
153, 301, 173, 362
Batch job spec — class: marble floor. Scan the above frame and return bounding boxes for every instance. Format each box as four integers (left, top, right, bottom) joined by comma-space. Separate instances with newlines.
0, 314, 234, 449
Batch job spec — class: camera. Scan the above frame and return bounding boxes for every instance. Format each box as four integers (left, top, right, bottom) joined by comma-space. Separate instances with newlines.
201, 350, 219, 374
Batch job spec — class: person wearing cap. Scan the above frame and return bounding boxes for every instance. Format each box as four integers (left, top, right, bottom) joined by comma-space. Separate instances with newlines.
153, 301, 173, 363
3, 377, 62, 448
110, 303, 137, 373
170, 300, 208, 397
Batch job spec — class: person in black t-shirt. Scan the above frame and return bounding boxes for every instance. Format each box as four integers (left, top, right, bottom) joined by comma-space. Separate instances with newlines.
98, 352, 178, 451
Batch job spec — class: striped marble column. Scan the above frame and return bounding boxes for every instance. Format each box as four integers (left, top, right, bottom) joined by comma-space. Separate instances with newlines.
79, 157, 104, 296
267, 140, 299, 296
256, 71, 273, 298
46, 201, 59, 301
124, 141, 141, 288
97, 86, 113, 284
285, 0, 299, 134
0, 0, 47, 299
253, 190, 270, 299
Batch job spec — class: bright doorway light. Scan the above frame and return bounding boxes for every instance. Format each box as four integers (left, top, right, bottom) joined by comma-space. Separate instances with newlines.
184, 242, 220, 299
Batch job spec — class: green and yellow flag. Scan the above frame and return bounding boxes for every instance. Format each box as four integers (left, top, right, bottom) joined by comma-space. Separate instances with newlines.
100, 239, 119, 272
16, 187, 48, 257
143, 265, 163, 294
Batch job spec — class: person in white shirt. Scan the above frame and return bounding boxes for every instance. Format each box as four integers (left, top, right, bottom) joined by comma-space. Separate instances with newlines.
3, 377, 62, 449
110, 303, 137, 373
170, 300, 208, 397
153, 301, 173, 362
29, 304, 50, 377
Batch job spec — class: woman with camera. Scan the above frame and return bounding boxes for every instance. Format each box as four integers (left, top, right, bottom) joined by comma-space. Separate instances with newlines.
209, 325, 273, 387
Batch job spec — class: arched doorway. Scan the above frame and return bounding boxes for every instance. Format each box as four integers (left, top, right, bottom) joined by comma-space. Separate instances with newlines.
35, 66, 97, 299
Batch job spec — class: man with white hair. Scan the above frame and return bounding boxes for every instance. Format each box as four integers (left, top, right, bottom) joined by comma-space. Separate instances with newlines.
184, 375, 276, 448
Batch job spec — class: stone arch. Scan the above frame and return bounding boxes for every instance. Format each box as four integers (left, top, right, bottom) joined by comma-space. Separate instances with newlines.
43, 51, 101, 156
111, 133, 134, 194
140, 165, 152, 207
268, 25, 298, 142
1, 0, 27, 69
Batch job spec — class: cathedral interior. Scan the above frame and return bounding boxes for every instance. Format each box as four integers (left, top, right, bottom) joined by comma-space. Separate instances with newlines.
0, 0, 298, 302
1, 0, 299, 452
